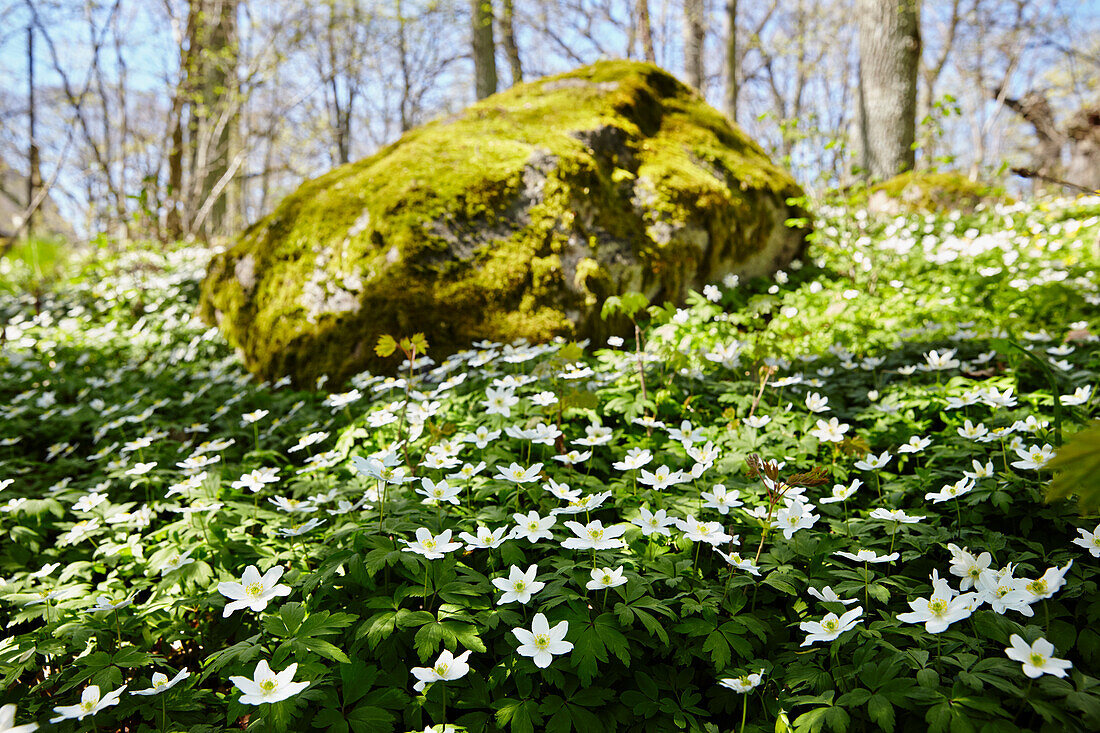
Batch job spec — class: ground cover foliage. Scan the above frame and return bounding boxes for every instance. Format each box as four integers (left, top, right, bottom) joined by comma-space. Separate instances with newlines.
0, 195, 1098, 732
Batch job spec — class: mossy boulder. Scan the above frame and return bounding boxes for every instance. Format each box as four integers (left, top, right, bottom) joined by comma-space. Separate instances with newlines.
199, 60, 809, 385
865, 171, 1009, 213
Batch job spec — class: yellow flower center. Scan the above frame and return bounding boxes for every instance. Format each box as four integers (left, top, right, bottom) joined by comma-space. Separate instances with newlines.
1029, 652, 1045, 667
260, 678, 278, 693
929, 599, 948, 615
823, 619, 839, 632
246, 582, 264, 597
534, 634, 550, 650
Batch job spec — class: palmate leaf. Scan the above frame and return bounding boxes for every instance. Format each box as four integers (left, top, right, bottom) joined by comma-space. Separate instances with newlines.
1045, 421, 1100, 512
374, 334, 397, 357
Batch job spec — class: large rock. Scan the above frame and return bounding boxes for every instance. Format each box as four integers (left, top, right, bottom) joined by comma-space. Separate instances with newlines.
864, 171, 1009, 214
200, 60, 809, 385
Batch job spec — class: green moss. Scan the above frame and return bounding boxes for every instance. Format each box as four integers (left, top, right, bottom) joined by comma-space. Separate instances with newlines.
200, 60, 808, 386
863, 171, 1010, 212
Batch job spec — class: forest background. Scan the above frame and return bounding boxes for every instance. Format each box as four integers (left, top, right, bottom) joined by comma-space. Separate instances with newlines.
0, 0, 1098, 244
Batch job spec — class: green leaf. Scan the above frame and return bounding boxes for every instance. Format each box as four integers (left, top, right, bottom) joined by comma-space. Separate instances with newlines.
703, 630, 731, 669
200, 635, 262, 680
793, 706, 829, 733
824, 705, 850, 733
632, 608, 670, 645
299, 637, 351, 663
836, 688, 871, 707
265, 602, 307, 637
916, 668, 940, 688
312, 707, 349, 733
112, 646, 154, 668
570, 626, 609, 686
375, 334, 397, 357
1046, 420, 1100, 511
593, 613, 630, 665
601, 291, 649, 320
340, 661, 379, 707
298, 609, 357, 638
925, 702, 951, 733
496, 698, 541, 733
348, 705, 395, 733
867, 693, 895, 732
361, 612, 398, 647
763, 572, 799, 595
413, 621, 446, 658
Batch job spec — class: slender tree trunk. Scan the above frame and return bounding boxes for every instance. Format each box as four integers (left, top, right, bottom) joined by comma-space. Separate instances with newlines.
26, 25, 40, 239
684, 0, 705, 90
327, 2, 351, 164
471, 0, 498, 99
636, 0, 655, 63
397, 0, 413, 130
204, 0, 238, 237
724, 0, 738, 123
165, 3, 196, 243
499, 0, 522, 85
916, 0, 960, 168
184, 0, 239, 240
857, 0, 920, 179
165, 89, 185, 241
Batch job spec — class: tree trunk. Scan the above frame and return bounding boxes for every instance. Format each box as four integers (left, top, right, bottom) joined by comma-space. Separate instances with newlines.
327, 2, 352, 164
185, 0, 239, 240
684, 0, 705, 91
472, 0, 498, 99
26, 26, 40, 239
857, 0, 920, 180
636, 0, 655, 63
1065, 105, 1100, 192
916, 0, 960, 169
1003, 91, 1064, 187
499, 0, 522, 85
723, 0, 738, 123
164, 3, 194, 243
